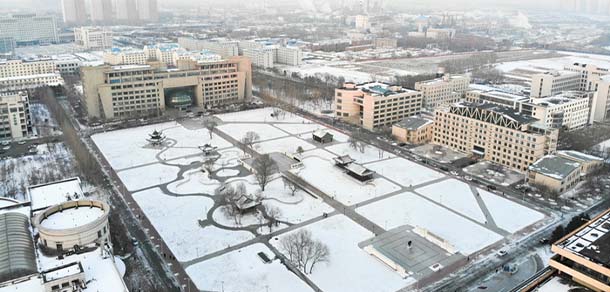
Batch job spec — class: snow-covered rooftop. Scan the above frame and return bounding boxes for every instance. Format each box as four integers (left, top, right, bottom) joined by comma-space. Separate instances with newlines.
28, 177, 83, 211
528, 155, 581, 180
39, 206, 104, 230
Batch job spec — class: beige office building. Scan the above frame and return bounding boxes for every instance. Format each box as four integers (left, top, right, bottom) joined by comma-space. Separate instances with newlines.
392, 117, 434, 144
335, 82, 423, 130
432, 103, 558, 172
415, 74, 470, 109
103, 48, 148, 65
522, 91, 593, 130
81, 57, 252, 120
592, 75, 610, 122
531, 71, 581, 98
0, 91, 32, 140
74, 27, 113, 50
178, 38, 239, 58
527, 150, 603, 193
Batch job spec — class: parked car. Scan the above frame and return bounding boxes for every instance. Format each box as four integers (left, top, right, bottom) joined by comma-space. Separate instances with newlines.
496, 249, 508, 257
464, 176, 473, 181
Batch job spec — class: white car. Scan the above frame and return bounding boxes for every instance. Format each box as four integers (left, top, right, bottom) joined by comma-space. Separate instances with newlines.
450, 171, 459, 176
464, 176, 473, 181
497, 249, 508, 257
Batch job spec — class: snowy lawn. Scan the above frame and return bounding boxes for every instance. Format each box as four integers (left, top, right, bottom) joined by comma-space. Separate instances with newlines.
186, 243, 313, 292
254, 136, 316, 155
416, 179, 486, 223
261, 178, 333, 224
478, 189, 545, 233
297, 157, 401, 205
215, 108, 308, 123
325, 142, 394, 164
117, 163, 180, 191
366, 158, 445, 187
217, 123, 289, 142
133, 188, 253, 261
272, 123, 326, 135
301, 149, 338, 161
166, 169, 221, 195
357, 192, 503, 255
271, 215, 412, 292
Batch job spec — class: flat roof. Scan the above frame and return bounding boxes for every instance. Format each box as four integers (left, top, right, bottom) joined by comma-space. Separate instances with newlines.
556, 210, 610, 269
0, 213, 37, 283
457, 102, 539, 125
529, 155, 581, 180
28, 178, 83, 211
358, 82, 418, 96
558, 150, 603, 163
394, 117, 433, 130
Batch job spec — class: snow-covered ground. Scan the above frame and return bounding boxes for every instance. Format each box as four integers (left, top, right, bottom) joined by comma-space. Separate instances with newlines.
132, 188, 253, 261
478, 189, 544, 233
325, 142, 394, 164
117, 163, 180, 191
166, 168, 220, 195
366, 157, 445, 187
260, 178, 333, 224
271, 215, 413, 292
357, 192, 503, 255
185, 243, 313, 292
254, 136, 316, 155
416, 179, 487, 223
297, 157, 401, 206
273, 123, 327, 135
216, 108, 308, 123
217, 123, 289, 142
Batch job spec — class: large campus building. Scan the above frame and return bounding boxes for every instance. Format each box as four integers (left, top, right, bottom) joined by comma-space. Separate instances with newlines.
335, 82, 423, 130
0, 91, 32, 140
74, 27, 113, 50
414, 74, 470, 110
432, 103, 559, 172
527, 150, 603, 193
521, 91, 593, 130
81, 57, 252, 120
0, 14, 58, 45
0, 59, 64, 90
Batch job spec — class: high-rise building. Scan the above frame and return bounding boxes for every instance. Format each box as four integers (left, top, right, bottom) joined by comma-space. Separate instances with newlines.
137, 0, 159, 22
74, 27, 113, 50
61, 0, 87, 24
0, 14, 59, 45
414, 74, 470, 110
334, 82, 423, 130
115, 0, 138, 23
0, 91, 32, 140
81, 57, 252, 120
90, 0, 114, 23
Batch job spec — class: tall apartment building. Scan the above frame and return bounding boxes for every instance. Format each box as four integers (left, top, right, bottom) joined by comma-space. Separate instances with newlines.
521, 91, 593, 130
565, 63, 610, 91
90, 0, 113, 23
0, 91, 32, 140
103, 48, 148, 65
240, 48, 274, 68
74, 27, 113, 50
432, 103, 558, 172
115, 0, 139, 23
335, 82, 423, 130
275, 46, 303, 66
592, 75, 610, 122
61, 0, 87, 24
178, 38, 240, 58
137, 0, 159, 22
0, 14, 58, 45
414, 74, 470, 110
80, 57, 252, 120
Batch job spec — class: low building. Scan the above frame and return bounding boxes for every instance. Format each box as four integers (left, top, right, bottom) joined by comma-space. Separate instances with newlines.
335, 82, 423, 131
74, 27, 113, 50
0, 73, 64, 90
344, 163, 375, 182
415, 74, 470, 110
521, 91, 593, 130
0, 91, 32, 140
0, 212, 37, 283
527, 151, 603, 193
333, 155, 355, 168
240, 48, 274, 69
81, 56, 252, 120
374, 38, 398, 49
392, 117, 434, 144
312, 129, 333, 144
144, 43, 182, 66
33, 200, 111, 253
178, 37, 239, 58
102, 47, 148, 65
41, 262, 86, 292
433, 103, 558, 172
530, 70, 581, 98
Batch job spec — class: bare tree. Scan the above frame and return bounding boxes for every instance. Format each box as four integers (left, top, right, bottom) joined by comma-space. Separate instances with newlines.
264, 204, 282, 231
296, 146, 305, 155
279, 230, 329, 274
252, 154, 278, 191
241, 131, 260, 151
348, 136, 359, 151
221, 183, 247, 225
203, 119, 218, 140
283, 177, 299, 196
357, 141, 367, 154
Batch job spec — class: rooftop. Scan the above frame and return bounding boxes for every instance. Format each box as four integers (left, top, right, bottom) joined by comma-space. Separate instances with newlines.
394, 117, 433, 130
28, 177, 83, 211
454, 102, 539, 125
357, 82, 417, 96
528, 155, 581, 180
39, 205, 105, 230
0, 213, 37, 283
556, 209, 610, 269
557, 150, 603, 163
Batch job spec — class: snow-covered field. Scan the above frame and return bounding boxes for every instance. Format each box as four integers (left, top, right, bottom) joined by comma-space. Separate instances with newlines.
133, 188, 253, 262
366, 158, 445, 187
167, 169, 220, 195
326, 142, 394, 164
186, 243, 313, 292
273, 123, 327, 135
416, 179, 487, 223
271, 215, 413, 292
217, 123, 289, 142
357, 192, 503, 255
478, 189, 544, 233
297, 157, 401, 205
216, 108, 308, 123
117, 163, 180, 191
254, 136, 316, 155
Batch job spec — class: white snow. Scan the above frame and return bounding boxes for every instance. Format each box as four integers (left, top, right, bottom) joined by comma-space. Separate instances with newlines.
357, 192, 503, 255
166, 169, 220, 195
297, 157, 401, 206
271, 215, 412, 292
478, 189, 545, 233
272, 123, 326, 135
416, 179, 487, 223
301, 148, 338, 160
261, 178, 333, 224
40, 207, 104, 229
365, 158, 445, 187
326, 142, 394, 164
28, 178, 83, 210
215, 108, 308, 123
117, 163, 180, 191
254, 136, 316, 155
186, 243, 313, 292
217, 123, 289, 142
133, 188, 253, 261
216, 169, 240, 177
536, 276, 573, 292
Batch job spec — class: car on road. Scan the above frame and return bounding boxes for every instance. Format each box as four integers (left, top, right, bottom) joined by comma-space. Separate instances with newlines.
450, 171, 459, 176
0, 141, 9, 146
440, 166, 449, 172
17, 141, 26, 145
2, 146, 10, 151
131, 237, 139, 246
391, 142, 398, 146
496, 249, 508, 257
464, 176, 473, 181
